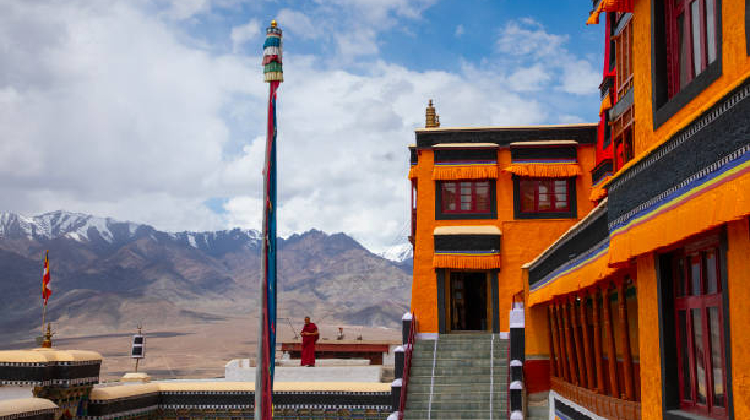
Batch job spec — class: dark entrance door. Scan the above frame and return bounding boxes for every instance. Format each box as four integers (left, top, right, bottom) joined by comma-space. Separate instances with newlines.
449, 271, 488, 331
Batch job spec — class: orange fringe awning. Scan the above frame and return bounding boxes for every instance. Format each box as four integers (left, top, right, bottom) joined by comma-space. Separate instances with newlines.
586, 1, 605, 25
528, 246, 617, 307
434, 254, 501, 270
599, 92, 612, 117
589, 176, 612, 202
408, 166, 417, 179
504, 164, 582, 178
609, 162, 750, 266
587, 0, 633, 25
432, 165, 499, 180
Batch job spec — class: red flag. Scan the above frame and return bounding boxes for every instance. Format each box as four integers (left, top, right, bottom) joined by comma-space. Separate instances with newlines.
42, 251, 52, 305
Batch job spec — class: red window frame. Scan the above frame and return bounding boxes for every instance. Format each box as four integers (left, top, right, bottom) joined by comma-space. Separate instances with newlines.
665, 0, 718, 99
518, 178, 571, 214
439, 180, 492, 214
673, 236, 727, 419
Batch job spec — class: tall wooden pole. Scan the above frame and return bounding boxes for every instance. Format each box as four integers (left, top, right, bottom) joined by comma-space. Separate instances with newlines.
618, 280, 635, 400
562, 300, 578, 385
579, 291, 595, 389
592, 287, 605, 394
556, 301, 570, 382
602, 283, 619, 397
570, 295, 585, 387
547, 306, 557, 377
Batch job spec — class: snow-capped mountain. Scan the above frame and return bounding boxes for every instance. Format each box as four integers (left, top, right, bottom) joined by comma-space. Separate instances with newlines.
0, 210, 140, 242
379, 242, 413, 263
0, 210, 263, 252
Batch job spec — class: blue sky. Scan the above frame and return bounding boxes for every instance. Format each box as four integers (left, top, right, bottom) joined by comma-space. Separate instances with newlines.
1, 0, 605, 252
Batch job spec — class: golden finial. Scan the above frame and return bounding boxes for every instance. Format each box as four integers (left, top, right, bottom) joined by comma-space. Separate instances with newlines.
425, 99, 437, 128
271, 19, 277, 28
42, 323, 53, 348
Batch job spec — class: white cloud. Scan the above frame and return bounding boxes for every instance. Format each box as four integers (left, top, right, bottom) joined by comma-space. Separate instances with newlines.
455, 24, 464, 37
495, 18, 599, 96
0, 1, 596, 252
231, 18, 261, 52
496, 19, 568, 57
277, 9, 321, 40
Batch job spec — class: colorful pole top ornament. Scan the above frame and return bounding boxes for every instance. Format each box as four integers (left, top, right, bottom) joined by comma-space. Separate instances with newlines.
263, 20, 283, 83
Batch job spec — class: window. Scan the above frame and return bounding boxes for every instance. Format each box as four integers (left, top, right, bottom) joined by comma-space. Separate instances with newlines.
665, 0, 718, 99
672, 241, 727, 419
437, 180, 495, 219
520, 178, 570, 213
410, 180, 417, 243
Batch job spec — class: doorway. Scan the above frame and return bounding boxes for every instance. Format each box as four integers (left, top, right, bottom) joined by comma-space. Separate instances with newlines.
449, 271, 489, 331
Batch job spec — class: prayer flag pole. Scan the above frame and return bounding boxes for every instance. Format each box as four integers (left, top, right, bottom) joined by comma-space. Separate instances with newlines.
255, 19, 282, 420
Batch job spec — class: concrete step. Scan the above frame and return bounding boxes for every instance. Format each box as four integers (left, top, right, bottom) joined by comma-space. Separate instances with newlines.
528, 398, 549, 418
413, 358, 506, 367
407, 382, 505, 393
402, 409, 508, 419
406, 399, 506, 411
409, 375, 494, 385
411, 366, 508, 377
406, 391, 507, 402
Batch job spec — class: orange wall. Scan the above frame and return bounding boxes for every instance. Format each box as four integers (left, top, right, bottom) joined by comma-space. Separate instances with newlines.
633, 0, 750, 156
410, 144, 596, 333
727, 218, 750, 419
635, 253, 662, 420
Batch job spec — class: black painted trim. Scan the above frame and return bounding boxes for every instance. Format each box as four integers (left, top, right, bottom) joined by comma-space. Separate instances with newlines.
656, 230, 734, 419
434, 235, 501, 252
435, 180, 497, 220
512, 176, 577, 220
591, 159, 614, 186
491, 270, 500, 334
510, 146, 577, 161
651, 0, 723, 129
415, 125, 597, 148
434, 148, 497, 162
554, 398, 595, 420
436, 269, 446, 334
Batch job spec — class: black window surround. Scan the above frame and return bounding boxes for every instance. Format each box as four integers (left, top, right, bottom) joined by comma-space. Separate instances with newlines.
435, 180, 497, 220
512, 176, 577, 220
651, 0, 723, 129
655, 229, 734, 420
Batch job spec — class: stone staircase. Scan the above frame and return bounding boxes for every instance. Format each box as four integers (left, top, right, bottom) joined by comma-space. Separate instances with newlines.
402, 333, 509, 420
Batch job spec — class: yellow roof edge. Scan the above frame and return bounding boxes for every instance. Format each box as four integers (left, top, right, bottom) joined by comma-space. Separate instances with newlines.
433, 225, 502, 236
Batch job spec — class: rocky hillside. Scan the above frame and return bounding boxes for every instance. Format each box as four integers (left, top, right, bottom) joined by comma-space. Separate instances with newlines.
0, 211, 413, 341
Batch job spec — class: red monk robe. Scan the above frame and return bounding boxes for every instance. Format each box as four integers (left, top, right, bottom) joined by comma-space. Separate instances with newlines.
300, 317, 319, 366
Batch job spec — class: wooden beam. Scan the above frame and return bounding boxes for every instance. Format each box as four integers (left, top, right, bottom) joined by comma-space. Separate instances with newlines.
617, 280, 635, 400
562, 299, 578, 385
579, 291, 595, 389
602, 283, 619, 398
570, 295, 585, 388
547, 305, 558, 377
592, 287, 605, 394
555, 302, 569, 382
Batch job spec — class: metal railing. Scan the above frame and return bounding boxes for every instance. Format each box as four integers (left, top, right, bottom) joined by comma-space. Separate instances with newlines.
397, 315, 416, 420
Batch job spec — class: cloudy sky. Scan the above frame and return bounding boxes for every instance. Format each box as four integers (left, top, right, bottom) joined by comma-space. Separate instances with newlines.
0, 0, 603, 252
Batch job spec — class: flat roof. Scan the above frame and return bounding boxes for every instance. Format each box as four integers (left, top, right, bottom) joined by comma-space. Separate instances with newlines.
90, 382, 391, 401
432, 143, 499, 148
509, 140, 578, 146
0, 398, 58, 417
0, 349, 103, 363
415, 123, 598, 133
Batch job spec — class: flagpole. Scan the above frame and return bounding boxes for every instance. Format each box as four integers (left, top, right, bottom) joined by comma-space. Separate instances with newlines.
256, 19, 283, 420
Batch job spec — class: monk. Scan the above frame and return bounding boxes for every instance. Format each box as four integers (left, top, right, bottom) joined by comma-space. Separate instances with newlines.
300, 317, 319, 367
